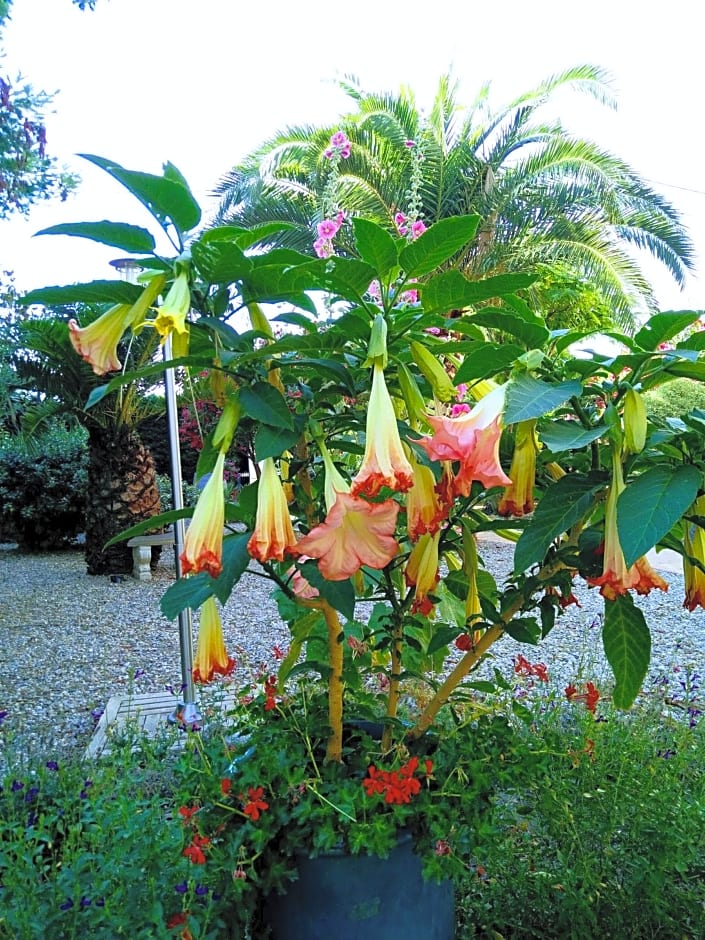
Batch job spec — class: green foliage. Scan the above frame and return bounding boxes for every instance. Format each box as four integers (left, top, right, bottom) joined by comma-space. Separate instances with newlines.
0, 67, 78, 218
644, 376, 705, 418
0, 425, 87, 548
457, 695, 705, 938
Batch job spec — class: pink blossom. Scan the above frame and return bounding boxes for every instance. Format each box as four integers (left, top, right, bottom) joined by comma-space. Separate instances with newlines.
317, 218, 340, 239
404, 139, 417, 148
314, 237, 334, 259
411, 220, 427, 239
450, 403, 471, 417
330, 130, 348, 148
394, 212, 408, 235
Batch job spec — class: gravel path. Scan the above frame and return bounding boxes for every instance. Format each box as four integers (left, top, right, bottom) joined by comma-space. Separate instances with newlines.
1, 538, 702, 761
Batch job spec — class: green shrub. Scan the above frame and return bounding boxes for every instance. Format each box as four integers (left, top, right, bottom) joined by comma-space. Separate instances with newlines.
0, 426, 88, 549
644, 377, 705, 419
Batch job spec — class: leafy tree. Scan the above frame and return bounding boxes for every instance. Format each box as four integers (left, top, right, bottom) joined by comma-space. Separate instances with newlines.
0, 2, 79, 217
213, 69, 694, 331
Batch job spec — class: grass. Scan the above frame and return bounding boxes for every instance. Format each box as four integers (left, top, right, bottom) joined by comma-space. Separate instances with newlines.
1, 678, 703, 938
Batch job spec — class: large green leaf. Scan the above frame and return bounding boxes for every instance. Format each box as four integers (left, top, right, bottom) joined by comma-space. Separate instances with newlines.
255, 418, 305, 460
211, 533, 253, 604
191, 239, 252, 284
34, 220, 156, 254
22, 280, 142, 307
454, 343, 524, 385
514, 475, 602, 573
467, 306, 549, 349
420, 271, 536, 315
239, 382, 294, 429
160, 573, 214, 620
617, 465, 701, 567
79, 154, 201, 235
399, 215, 479, 278
300, 561, 355, 621
352, 217, 399, 278
538, 420, 604, 453
505, 375, 582, 424
313, 256, 377, 301
277, 357, 356, 394
602, 594, 651, 708
634, 311, 702, 351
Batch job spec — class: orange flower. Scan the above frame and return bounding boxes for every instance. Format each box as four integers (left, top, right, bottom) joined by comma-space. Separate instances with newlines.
247, 458, 297, 563
405, 532, 440, 614
180, 452, 226, 577
193, 597, 235, 684
68, 303, 134, 375
406, 455, 446, 541
683, 496, 705, 611
497, 419, 539, 517
588, 451, 668, 600
417, 384, 511, 497
351, 363, 413, 498
292, 492, 399, 580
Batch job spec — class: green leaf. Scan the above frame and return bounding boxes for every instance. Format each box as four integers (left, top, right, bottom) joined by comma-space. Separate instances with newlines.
300, 561, 355, 621
277, 609, 324, 685
239, 382, 294, 429
538, 420, 604, 453
272, 312, 319, 333
79, 154, 201, 234
453, 343, 524, 385
602, 594, 651, 708
277, 357, 355, 393
505, 375, 582, 424
254, 421, 304, 460
21, 280, 142, 306
634, 311, 702, 351
468, 305, 549, 349
314, 256, 377, 301
191, 239, 252, 284
352, 217, 399, 278
160, 574, 214, 620
617, 465, 701, 567
211, 533, 253, 604
34, 220, 156, 253
399, 215, 480, 277
103, 509, 192, 547
420, 270, 536, 315
426, 624, 462, 655
514, 475, 602, 573
503, 617, 541, 645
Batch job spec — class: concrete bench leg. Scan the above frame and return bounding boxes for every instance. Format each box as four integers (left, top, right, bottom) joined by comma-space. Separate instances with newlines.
132, 545, 153, 581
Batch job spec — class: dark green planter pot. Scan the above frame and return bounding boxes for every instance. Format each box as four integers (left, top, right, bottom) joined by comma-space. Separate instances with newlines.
263, 831, 454, 939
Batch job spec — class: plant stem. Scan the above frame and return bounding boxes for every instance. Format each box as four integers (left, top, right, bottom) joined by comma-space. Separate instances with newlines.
382, 617, 403, 752
408, 624, 504, 739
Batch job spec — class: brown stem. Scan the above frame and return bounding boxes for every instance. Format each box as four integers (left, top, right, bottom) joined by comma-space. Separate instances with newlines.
408, 625, 504, 740
298, 597, 345, 763
381, 620, 403, 752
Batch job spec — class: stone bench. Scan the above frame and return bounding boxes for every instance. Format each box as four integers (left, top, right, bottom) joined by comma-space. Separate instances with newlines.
127, 530, 175, 581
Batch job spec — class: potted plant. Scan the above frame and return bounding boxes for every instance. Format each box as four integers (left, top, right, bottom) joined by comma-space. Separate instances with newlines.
27, 142, 705, 937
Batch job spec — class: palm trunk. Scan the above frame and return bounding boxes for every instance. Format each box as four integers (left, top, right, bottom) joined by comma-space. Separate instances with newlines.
84, 424, 161, 575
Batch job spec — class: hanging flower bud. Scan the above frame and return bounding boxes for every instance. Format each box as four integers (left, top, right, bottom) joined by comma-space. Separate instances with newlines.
497, 420, 539, 517
405, 532, 440, 615
181, 451, 226, 578
683, 495, 705, 611
410, 341, 456, 402
623, 388, 647, 454
193, 597, 235, 684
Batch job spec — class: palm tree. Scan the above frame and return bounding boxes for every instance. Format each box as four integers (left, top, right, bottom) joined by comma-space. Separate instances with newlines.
213, 67, 694, 331
10, 312, 163, 574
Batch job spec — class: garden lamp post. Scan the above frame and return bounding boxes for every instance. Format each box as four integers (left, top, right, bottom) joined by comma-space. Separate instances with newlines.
109, 258, 201, 729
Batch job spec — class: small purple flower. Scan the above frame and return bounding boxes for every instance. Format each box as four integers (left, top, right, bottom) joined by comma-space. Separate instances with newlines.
27, 811, 38, 827
79, 779, 93, 800
80, 896, 92, 909
45, 760, 60, 771
0, 709, 8, 726
11, 780, 24, 792
404, 139, 416, 148
175, 881, 188, 894
134, 669, 146, 680
195, 884, 209, 897
24, 786, 39, 803
95, 898, 105, 908
91, 707, 104, 723
330, 130, 348, 148
60, 899, 74, 911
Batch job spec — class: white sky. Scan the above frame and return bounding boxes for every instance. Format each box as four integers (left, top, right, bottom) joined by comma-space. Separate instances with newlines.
1, 0, 703, 313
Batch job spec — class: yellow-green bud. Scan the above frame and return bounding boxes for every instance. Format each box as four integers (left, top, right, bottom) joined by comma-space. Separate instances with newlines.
212, 397, 241, 453
364, 313, 388, 368
397, 361, 426, 428
623, 388, 647, 454
410, 341, 456, 402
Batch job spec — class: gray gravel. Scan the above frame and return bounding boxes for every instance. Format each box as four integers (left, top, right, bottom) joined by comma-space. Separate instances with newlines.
0, 537, 702, 760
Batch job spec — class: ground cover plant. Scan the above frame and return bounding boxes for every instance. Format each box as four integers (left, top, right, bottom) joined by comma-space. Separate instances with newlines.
0, 670, 702, 938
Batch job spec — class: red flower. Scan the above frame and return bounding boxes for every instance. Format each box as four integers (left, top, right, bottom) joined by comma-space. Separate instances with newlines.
565, 681, 600, 713
242, 786, 269, 821
220, 778, 232, 796
362, 757, 425, 805
178, 804, 199, 823
435, 840, 451, 857
183, 833, 210, 864
455, 634, 473, 652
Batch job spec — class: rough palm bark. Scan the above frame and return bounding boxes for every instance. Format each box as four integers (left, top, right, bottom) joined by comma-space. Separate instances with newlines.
84, 424, 162, 575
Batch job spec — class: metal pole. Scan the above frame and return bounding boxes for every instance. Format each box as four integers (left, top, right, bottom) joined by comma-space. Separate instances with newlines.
163, 333, 201, 729
110, 258, 200, 729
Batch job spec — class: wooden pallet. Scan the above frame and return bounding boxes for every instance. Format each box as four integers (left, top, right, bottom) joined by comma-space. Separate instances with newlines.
86, 689, 236, 758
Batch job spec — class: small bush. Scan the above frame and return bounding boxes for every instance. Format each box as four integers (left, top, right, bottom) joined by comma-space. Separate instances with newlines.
0, 426, 88, 549
644, 377, 705, 419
